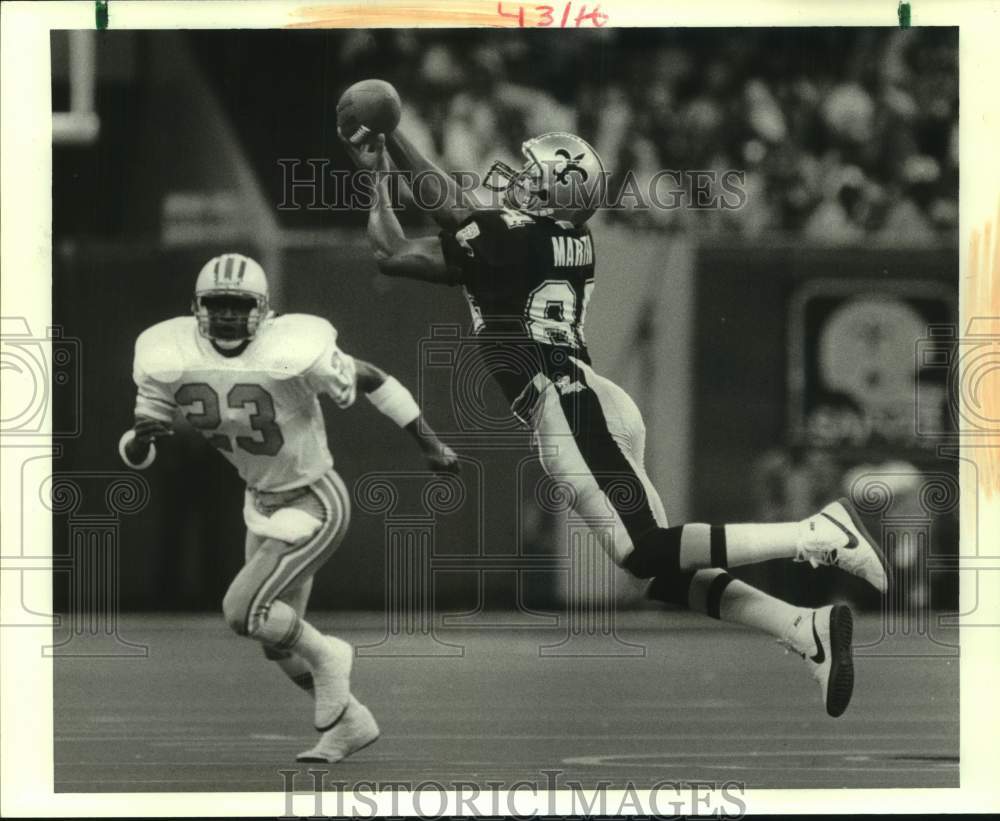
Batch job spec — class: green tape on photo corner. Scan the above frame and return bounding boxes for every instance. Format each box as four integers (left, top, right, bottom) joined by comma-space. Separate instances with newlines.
898, 2, 911, 28
96, 0, 108, 30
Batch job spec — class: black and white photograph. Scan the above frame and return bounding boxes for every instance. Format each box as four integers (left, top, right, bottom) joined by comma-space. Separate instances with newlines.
2, 0, 999, 816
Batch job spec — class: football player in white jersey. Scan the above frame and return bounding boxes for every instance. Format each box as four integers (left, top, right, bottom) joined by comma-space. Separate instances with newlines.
119, 253, 459, 762
342, 130, 889, 719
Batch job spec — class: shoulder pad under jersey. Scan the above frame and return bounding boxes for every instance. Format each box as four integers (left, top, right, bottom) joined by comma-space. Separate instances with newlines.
133, 317, 198, 384
453, 209, 537, 265
251, 314, 337, 379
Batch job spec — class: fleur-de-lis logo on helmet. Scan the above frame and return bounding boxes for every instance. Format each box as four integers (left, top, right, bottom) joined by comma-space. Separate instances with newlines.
553, 149, 589, 184
484, 132, 607, 226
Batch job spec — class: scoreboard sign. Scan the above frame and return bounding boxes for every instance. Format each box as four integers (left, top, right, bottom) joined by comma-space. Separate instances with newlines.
787, 279, 956, 453
691, 244, 957, 522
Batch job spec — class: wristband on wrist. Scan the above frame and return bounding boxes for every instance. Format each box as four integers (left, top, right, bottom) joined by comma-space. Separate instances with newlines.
365, 376, 421, 428
118, 428, 156, 470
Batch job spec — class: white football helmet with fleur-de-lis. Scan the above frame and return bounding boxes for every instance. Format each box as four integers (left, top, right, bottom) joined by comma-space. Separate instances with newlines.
485, 132, 608, 226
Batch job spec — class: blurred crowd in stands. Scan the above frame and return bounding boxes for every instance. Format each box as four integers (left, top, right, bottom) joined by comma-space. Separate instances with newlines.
339, 27, 957, 242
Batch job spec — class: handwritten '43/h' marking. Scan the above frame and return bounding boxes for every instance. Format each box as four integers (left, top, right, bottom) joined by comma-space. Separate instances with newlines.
496, 2, 609, 28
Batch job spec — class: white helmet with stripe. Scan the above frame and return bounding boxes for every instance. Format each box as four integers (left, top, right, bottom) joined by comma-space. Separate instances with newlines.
192, 253, 270, 342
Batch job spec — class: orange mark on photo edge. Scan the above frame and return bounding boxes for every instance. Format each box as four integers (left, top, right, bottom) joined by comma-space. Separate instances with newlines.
964, 197, 1000, 496
286, 3, 515, 28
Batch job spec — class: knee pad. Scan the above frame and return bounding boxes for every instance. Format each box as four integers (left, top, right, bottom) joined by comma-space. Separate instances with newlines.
222, 591, 249, 637
647, 571, 696, 607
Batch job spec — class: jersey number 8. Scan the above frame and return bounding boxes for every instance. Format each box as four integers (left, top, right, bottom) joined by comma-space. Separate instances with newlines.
526, 279, 594, 345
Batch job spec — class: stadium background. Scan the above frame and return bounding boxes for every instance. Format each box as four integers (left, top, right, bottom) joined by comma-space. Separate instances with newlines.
51, 27, 958, 625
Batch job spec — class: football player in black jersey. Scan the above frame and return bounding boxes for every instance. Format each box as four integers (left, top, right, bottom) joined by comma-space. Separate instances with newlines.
342, 129, 888, 718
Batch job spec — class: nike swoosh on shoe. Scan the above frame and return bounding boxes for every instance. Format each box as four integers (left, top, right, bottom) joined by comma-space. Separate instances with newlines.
810, 612, 826, 664
821, 511, 859, 549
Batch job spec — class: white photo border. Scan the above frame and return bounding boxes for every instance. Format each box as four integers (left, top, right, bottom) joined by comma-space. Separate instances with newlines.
2, 0, 998, 815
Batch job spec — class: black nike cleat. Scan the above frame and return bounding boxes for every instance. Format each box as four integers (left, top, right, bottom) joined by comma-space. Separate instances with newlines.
808, 604, 855, 718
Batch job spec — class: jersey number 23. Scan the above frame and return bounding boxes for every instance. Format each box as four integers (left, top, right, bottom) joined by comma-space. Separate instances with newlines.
175, 383, 285, 456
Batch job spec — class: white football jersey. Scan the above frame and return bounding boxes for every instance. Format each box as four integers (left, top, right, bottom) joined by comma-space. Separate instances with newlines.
132, 313, 356, 492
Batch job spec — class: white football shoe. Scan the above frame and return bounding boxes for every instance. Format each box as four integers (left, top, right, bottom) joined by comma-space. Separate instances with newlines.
297, 695, 380, 763
780, 604, 855, 718
311, 636, 353, 732
795, 497, 889, 592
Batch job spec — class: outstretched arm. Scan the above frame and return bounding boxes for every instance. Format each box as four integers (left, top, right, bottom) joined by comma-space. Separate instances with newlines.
354, 358, 460, 475
119, 360, 178, 469
368, 194, 452, 284
356, 135, 454, 285
383, 129, 474, 231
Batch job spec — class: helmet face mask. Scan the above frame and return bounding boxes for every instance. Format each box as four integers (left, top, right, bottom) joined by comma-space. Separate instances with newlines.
484, 133, 606, 225
192, 254, 270, 344
483, 160, 520, 196
490, 160, 547, 214
195, 294, 261, 341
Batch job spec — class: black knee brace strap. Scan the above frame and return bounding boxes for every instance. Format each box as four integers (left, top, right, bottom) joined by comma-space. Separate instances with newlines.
710, 525, 728, 567
705, 572, 735, 620
622, 528, 682, 579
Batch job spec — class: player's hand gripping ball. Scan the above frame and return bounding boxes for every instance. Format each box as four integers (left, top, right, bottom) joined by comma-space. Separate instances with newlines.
337, 79, 401, 145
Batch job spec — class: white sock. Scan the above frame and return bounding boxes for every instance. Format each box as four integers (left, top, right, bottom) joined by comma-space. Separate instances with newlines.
720, 581, 807, 642
689, 568, 806, 640
257, 600, 328, 667
278, 655, 315, 693
723, 522, 802, 566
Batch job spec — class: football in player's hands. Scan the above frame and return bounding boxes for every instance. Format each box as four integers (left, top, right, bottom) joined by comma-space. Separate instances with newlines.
337, 79, 401, 145
133, 417, 173, 444
424, 442, 461, 476
339, 130, 386, 171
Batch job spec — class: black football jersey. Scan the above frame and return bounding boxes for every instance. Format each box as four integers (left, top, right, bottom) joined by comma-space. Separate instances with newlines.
439, 208, 596, 409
